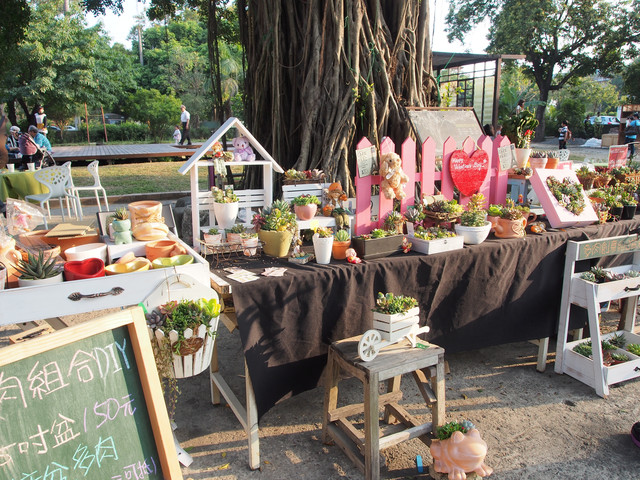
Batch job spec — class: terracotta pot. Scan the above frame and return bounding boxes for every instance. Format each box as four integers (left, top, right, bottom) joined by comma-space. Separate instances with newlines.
494, 217, 527, 238
258, 230, 293, 258
332, 240, 352, 260
546, 157, 559, 169
226, 232, 243, 245
203, 233, 223, 245
486, 215, 500, 232
128, 200, 163, 227
294, 204, 318, 221
145, 239, 187, 261
431, 429, 492, 479
20, 244, 61, 262
64, 258, 105, 281
241, 237, 259, 256
529, 157, 547, 170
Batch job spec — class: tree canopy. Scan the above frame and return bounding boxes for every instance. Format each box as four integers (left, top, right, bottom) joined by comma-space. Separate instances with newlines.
447, 0, 640, 138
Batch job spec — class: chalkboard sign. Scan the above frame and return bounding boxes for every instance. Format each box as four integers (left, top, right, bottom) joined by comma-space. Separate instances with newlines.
407, 107, 484, 154
577, 234, 639, 260
0, 307, 182, 480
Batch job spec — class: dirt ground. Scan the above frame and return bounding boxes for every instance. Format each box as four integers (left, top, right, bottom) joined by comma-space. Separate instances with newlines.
4, 303, 638, 480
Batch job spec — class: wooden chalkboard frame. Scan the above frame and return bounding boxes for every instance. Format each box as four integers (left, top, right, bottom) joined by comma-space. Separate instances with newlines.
406, 107, 484, 154
0, 306, 182, 480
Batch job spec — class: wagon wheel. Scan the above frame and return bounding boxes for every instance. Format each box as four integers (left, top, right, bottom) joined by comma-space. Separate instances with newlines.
358, 330, 382, 362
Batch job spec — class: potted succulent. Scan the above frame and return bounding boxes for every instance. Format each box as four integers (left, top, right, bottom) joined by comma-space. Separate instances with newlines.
313, 226, 334, 264
423, 199, 464, 225
16, 251, 63, 287
404, 205, 426, 235
545, 176, 586, 216
621, 193, 637, 220
372, 292, 419, 322
410, 226, 463, 254
383, 211, 406, 234
147, 297, 222, 420
494, 198, 534, 239
253, 200, 298, 257
431, 420, 493, 480
211, 186, 239, 230
528, 150, 548, 170
292, 194, 321, 220
225, 223, 246, 245
546, 152, 559, 169
351, 228, 404, 259
203, 227, 222, 245
604, 192, 623, 220
486, 204, 503, 231
454, 194, 491, 245
332, 228, 351, 260
111, 207, 133, 244
576, 166, 597, 190
240, 232, 259, 256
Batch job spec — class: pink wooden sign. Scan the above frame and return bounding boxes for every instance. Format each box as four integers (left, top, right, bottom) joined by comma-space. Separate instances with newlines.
608, 145, 628, 169
530, 169, 598, 228
449, 149, 489, 197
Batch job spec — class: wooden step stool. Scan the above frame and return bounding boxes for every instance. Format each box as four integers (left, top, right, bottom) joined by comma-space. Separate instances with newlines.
322, 335, 445, 480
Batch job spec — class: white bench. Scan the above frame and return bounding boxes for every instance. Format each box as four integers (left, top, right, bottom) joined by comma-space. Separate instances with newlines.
282, 182, 354, 232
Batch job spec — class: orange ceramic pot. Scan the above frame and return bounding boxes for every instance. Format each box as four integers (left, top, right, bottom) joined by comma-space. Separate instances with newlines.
145, 239, 186, 261
545, 157, 559, 169
332, 240, 352, 260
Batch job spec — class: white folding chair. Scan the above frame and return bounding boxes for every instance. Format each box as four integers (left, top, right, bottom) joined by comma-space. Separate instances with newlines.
26, 166, 80, 228
69, 160, 109, 216
62, 161, 82, 219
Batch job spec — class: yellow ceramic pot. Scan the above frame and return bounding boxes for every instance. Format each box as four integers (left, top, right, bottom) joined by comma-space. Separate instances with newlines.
105, 258, 151, 275
258, 230, 293, 258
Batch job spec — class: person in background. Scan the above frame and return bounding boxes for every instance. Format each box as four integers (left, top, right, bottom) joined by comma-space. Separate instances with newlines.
624, 113, 639, 159
558, 120, 571, 149
179, 105, 192, 145
495, 125, 502, 136
515, 99, 525, 115
173, 125, 182, 144
18, 126, 39, 170
483, 124, 495, 138
6, 126, 22, 163
32, 126, 52, 153
30, 105, 47, 135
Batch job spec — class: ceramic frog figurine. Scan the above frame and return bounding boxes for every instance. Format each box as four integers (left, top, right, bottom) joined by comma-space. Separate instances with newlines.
430, 429, 493, 480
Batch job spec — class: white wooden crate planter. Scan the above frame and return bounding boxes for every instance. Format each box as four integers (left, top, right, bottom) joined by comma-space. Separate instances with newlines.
563, 332, 640, 389
408, 234, 464, 255
554, 235, 640, 396
372, 307, 420, 342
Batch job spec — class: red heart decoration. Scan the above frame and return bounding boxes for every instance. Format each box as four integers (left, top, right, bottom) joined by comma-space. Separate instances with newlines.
449, 149, 489, 197
64, 258, 105, 281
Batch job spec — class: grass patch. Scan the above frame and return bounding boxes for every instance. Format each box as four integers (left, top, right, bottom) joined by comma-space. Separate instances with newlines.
70, 161, 210, 196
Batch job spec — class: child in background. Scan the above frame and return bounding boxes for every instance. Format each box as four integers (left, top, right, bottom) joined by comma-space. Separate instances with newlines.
173, 125, 182, 144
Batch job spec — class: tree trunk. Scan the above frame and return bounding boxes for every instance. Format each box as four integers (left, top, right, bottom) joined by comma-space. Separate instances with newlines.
535, 88, 549, 142
239, 0, 436, 195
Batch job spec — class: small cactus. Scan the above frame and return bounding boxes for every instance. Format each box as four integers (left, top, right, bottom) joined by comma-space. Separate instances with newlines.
15, 251, 61, 280
112, 207, 129, 220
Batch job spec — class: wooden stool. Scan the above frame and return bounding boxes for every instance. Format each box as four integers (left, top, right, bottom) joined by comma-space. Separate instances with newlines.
322, 335, 445, 480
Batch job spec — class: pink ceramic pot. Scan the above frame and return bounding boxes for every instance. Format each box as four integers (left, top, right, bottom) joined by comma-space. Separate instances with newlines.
294, 204, 318, 221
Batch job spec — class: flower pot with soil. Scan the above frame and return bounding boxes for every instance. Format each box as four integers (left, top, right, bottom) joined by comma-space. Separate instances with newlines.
292, 194, 321, 221
211, 186, 240, 230
312, 227, 334, 264
332, 229, 351, 259
241, 233, 259, 256
16, 251, 63, 287
253, 200, 297, 258
203, 228, 223, 245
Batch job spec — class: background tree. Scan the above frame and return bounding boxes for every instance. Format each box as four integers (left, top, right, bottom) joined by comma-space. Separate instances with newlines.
447, 0, 640, 140
123, 88, 181, 141
623, 58, 640, 104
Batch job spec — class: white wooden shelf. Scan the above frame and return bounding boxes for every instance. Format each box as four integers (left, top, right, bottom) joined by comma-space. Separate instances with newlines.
555, 235, 640, 396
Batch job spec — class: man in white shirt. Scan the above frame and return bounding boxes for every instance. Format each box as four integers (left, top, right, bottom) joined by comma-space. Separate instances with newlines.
179, 105, 192, 145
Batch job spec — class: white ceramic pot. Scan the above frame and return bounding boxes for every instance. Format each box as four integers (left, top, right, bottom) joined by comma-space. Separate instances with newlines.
454, 221, 492, 245
213, 202, 239, 230
313, 234, 333, 265
18, 272, 63, 288
514, 148, 531, 168
64, 243, 108, 263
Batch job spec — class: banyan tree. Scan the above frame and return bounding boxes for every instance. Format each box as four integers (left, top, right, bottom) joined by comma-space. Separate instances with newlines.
238, 0, 437, 192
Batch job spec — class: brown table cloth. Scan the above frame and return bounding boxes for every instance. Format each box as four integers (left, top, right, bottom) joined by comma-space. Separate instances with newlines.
219, 218, 640, 419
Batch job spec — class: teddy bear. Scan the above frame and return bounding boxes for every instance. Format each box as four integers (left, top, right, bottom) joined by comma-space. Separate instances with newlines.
233, 136, 256, 162
379, 152, 409, 200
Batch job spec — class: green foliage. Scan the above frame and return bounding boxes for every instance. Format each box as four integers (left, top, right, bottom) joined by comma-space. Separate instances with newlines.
207, 228, 219, 235
501, 110, 538, 148
259, 202, 297, 233
373, 292, 418, 315
315, 227, 333, 238
370, 229, 389, 238
334, 229, 350, 242
436, 421, 469, 441
15, 251, 61, 280
548, 98, 586, 139
123, 88, 182, 141
573, 342, 592, 358
608, 333, 626, 349
610, 353, 630, 363
112, 207, 129, 220
211, 186, 238, 203
627, 344, 640, 356
460, 210, 486, 227
225, 224, 246, 234
292, 194, 321, 206
414, 226, 457, 240
623, 59, 640, 103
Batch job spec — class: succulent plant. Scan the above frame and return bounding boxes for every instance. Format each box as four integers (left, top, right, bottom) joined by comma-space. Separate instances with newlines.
146, 309, 166, 329
315, 226, 333, 238
460, 210, 486, 227
529, 150, 547, 158
211, 186, 239, 203
15, 251, 61, 280
112, 207, 129, 220
334, 229, 350, 242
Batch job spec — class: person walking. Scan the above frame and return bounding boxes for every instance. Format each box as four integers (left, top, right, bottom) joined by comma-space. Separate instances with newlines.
624, 114, 639, 159
558, 120, 571, 149
30, 105, 48, 135
179, 105, 192, 145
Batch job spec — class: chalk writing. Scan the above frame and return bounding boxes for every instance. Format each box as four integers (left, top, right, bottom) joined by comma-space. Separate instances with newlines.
577, 235, 639, 260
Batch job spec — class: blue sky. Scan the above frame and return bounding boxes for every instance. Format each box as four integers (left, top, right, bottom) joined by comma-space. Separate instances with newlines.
87, 0, 490, 53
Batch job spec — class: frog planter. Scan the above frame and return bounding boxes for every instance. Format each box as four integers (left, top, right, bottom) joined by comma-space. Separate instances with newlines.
431, 429, 493, 480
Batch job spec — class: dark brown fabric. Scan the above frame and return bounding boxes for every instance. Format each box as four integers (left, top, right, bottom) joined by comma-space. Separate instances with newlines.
226, 219, 640, 418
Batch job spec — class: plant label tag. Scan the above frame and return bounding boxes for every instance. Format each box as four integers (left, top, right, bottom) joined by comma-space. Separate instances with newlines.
356, 145, 377, 178
497, 144, 516, 171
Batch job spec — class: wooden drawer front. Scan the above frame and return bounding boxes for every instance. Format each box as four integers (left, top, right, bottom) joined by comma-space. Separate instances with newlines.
571, 275, 640, 306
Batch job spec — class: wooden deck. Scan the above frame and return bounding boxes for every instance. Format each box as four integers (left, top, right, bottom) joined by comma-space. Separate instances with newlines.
52, 143, 200, 162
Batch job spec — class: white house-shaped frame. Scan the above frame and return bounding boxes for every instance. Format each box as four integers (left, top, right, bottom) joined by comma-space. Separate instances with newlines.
179, 117, 284, 250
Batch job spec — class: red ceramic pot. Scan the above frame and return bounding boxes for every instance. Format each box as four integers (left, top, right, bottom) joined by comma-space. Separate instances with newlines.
64, 258, 105, 281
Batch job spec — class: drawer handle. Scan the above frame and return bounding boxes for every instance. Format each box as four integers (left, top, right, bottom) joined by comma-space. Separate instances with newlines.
68, 287, 124, 301
624, 285, 640, 292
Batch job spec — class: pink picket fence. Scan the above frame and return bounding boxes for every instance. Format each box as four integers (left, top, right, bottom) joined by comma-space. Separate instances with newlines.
354, 135, 511, 235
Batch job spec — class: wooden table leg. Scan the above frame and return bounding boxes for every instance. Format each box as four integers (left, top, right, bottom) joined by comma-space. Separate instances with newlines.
431, 354, 446, 432
322, 348, 340, 443
383, 375, 401, 424
245, 362, 260, 470
364, 371, 380, 480
209, 337, 221, 405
